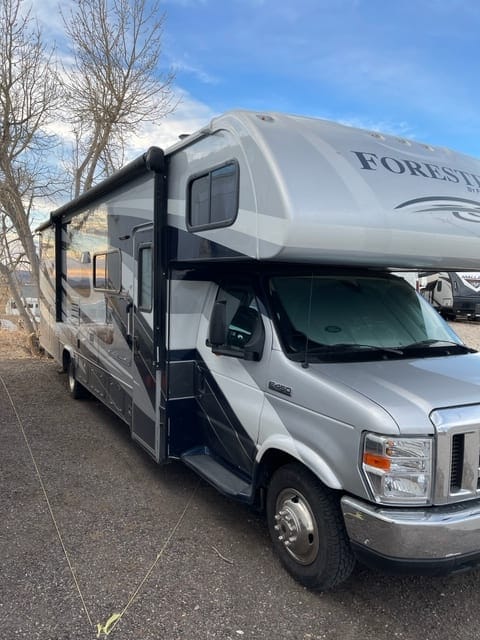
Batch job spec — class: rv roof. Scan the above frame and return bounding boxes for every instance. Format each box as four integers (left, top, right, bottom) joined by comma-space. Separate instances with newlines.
169, 110, 480, 270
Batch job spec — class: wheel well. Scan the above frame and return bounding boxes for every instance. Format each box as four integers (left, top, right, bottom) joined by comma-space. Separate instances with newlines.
256, 449, 301, 492
62, 349, 71, 372
254, 448, 337, 510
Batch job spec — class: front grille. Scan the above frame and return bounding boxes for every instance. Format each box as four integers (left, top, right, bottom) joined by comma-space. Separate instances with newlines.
450, 434, 464, 492
431, 405, 480, 505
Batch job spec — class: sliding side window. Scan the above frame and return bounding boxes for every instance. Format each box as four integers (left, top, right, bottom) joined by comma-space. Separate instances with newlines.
188, 161, 239, 230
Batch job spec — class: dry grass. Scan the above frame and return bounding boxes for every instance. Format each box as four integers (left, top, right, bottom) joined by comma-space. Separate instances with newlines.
0, 328, 42, 359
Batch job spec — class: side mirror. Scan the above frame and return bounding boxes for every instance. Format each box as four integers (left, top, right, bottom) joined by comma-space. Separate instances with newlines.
243, 314, 265, 361
208, 300, 227, 347
207, 300, 265, 361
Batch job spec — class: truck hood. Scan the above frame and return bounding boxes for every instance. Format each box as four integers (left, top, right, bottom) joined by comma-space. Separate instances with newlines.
316, 353, 480, 433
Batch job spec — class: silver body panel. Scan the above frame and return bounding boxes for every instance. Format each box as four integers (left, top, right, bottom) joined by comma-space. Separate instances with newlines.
342, 495, 480, 560
165, 110, 480, 269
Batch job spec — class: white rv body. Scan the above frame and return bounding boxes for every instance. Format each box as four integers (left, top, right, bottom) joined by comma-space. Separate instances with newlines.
38, 111, 480, 590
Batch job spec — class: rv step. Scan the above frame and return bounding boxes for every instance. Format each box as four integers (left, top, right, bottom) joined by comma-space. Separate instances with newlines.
181, 450, 253, 502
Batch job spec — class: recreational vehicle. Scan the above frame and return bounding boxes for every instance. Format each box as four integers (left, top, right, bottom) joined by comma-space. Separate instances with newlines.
419, 271, 480, 319
38, 111, 480, 590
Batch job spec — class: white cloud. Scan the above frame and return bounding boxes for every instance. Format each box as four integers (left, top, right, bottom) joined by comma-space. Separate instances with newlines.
125, 89, 215, 155
171, 59, 220, 85
28, 0, 75, 36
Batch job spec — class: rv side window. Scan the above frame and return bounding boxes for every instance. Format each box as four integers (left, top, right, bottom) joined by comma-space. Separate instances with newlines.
93, 251, 121, 292
188, 161, 239, 230
138, 245, 153, 312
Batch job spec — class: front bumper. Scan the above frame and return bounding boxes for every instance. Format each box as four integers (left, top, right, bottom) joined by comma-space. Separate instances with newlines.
341, 495, 480, 575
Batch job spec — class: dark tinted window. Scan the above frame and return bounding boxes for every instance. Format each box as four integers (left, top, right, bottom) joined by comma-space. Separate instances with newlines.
190, 174, 210, 227
188, 162, 238, 229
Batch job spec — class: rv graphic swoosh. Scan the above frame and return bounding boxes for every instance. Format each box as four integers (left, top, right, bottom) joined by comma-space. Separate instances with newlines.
394, 196, 480, 223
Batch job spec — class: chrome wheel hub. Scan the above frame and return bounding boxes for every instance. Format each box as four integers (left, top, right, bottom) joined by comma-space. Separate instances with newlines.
273, 488, 319, 565
68, 367, 75, 392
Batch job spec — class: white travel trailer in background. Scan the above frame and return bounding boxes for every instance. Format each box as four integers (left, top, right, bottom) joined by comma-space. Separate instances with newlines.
38, 110, 480, 590
419, 271, 480, 319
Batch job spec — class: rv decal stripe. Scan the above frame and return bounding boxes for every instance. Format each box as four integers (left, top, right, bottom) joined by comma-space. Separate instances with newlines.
396, 195, 480, 209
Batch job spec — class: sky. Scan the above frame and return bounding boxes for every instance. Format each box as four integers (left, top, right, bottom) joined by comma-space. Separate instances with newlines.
30, 0, 480, 159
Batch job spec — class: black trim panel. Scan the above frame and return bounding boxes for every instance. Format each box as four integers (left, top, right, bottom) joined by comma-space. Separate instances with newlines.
167, 227, 247, 262
194, 357, 257, 478
351, 542, 480, 576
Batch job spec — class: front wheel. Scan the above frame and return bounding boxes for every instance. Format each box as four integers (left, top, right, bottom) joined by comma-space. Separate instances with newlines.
67, 358, 88, 399
266, 463, 355, 590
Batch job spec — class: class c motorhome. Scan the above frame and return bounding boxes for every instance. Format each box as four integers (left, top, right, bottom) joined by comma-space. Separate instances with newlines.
38, 110, 480, 590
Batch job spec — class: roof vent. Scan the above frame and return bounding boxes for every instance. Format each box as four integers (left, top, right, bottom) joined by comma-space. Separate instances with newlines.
256, 114, 274, 123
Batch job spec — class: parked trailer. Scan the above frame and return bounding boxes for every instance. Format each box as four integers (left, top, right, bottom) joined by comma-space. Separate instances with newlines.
38, 111, 480, 590
419, 271, 480, 319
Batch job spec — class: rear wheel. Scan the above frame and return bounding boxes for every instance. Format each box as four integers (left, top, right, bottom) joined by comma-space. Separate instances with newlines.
266, 463, 355, 590
67, 358, 88, 399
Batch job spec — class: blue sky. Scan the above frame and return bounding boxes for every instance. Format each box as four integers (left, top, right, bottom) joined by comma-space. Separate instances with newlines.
31, 0, 480, 157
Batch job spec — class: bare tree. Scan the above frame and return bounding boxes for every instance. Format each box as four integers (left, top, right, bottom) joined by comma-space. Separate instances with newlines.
0, 0, 176, 335
0, 213, 37, 333
0, 0, 61, 327
62, 0, 176, 197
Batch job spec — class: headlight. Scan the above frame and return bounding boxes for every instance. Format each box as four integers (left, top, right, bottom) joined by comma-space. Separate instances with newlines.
362, 433, 433, 505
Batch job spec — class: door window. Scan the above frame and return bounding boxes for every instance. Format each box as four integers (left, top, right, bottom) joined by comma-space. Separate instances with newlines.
138, 245, 153, 312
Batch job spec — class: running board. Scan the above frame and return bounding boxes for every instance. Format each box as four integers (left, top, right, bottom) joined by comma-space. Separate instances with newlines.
181, 449, 254, 503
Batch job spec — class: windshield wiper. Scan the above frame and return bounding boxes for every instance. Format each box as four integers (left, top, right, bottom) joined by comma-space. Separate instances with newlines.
403, 339, 476, 353
303, 343, 404, 356
333, 343, 404, 355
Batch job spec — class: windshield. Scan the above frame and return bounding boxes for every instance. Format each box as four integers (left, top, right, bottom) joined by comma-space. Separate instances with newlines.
269, 274, 467, 362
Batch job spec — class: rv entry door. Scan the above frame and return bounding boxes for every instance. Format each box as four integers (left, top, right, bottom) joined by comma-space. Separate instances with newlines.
130, 225, 159, 459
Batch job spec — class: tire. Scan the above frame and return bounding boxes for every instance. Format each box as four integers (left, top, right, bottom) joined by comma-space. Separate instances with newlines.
266, 463, 355, 590
67, 358, 88, 400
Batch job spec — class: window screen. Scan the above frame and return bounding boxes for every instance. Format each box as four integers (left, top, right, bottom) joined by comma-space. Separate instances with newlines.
138, 245, 152, 312
188, 161, 239, 229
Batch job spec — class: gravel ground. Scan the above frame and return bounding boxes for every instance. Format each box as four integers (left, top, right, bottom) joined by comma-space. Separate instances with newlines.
449, 320, 480, 350
3, 324, 480, 639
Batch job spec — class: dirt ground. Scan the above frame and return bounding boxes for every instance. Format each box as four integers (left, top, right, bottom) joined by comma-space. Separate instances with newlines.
3, 320, 480, 639
449, 320, 480, 350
